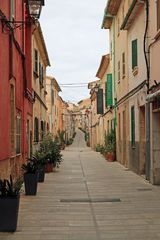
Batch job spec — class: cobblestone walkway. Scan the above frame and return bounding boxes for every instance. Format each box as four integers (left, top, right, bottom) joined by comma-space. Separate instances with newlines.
1, 129, 160, 240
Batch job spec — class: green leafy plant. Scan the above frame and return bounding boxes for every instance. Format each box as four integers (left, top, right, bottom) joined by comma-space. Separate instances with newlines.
35, 133, 63, 168
104, 129, 116, 153
0, 175, 23, 198
96, 144, 105, 154
34, 151, 47, 168
57, 130, 65, 144
21, 156, 39, 174
66, 138, 73, 146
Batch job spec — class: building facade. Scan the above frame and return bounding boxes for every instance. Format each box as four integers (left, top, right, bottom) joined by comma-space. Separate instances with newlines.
46, 76, 62, 138
32, 22, 50, 153
0, 1, 43, 178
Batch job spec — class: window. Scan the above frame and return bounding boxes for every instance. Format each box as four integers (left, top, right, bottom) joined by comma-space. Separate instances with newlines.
132, 39, 138, 70
131, 106, 135, 147
157, 0, 160, 30
119, 113, 121, 141
10, 0, 15, 21
39, 62, 41, 80
41, 66, 44, 85
51, 89, 54, 105
122, 52, 125, 78
118, 61, 120, 82
10, 85, 15, 153
34, 117, 39, 142
39, 62, 44, 87
41, 121, 44, 141
16, 116, 21, 154
105, 81, 107, 107
34, 49, 38, 74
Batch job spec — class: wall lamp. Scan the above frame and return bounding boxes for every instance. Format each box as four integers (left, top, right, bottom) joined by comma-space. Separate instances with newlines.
0, 0, 45, 30
26, 0, 45, 19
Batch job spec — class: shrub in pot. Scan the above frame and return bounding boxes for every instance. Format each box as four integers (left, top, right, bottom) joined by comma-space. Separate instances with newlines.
104, 129, 116, 162
0, 175, 23, 232
22, 157, 39, 195
38, 133, 54, 173
38, 134, 63, 172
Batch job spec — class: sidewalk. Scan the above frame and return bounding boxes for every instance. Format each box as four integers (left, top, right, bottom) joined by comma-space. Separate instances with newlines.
1, 130, 160, 240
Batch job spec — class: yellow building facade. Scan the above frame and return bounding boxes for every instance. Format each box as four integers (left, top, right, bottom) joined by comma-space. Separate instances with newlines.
32, 23, 50, 153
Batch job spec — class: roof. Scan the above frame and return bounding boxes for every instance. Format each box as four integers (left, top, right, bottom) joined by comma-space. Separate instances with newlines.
46, 76, 62, 92
101, 0, 122, 29
96, 54, 110, 79
88, 80, 100, 90
106, 0, 122, 15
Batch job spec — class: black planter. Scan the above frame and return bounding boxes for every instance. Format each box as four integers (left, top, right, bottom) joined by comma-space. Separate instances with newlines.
24, 172, 38, 195
0, 195, 20, 232
38, 166, 45, 182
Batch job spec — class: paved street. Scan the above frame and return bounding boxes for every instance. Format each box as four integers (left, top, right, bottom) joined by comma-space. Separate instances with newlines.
1, 129, 160, 240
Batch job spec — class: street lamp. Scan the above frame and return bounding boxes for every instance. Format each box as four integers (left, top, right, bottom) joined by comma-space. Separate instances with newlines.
94, 83, 99, 93
27, 0, 45, 19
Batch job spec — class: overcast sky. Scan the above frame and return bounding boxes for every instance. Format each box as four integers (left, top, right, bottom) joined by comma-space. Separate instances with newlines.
40, 0, 109, 104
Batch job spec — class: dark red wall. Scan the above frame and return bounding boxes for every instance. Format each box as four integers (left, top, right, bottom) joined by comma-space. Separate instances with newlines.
0, 0, 33, 163
0, 1, 10, 161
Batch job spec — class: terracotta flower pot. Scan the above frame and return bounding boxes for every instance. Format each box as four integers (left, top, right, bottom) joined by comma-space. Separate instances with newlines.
104, 152, 115, 162
45, 163, 53, 173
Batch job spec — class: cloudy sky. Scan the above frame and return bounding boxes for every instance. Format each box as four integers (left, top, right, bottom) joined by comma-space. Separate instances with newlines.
40, 0, 109, 103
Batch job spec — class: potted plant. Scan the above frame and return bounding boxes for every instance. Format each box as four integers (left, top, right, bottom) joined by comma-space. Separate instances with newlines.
104, 129, 116, 162
57, 130, 66, 150
38, 133, 54, 173
0, 175, 23, 232
22, 157, 39, 195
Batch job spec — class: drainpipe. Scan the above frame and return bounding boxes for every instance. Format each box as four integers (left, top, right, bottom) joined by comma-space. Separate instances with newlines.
113, 17, 117, 129
144, 0, 150, 180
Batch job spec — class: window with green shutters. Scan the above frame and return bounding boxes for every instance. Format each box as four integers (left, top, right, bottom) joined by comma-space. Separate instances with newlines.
106, 74, 113, 107
131, 106, 135, 147
105, 81, 107, 107
132, 39, 138, 70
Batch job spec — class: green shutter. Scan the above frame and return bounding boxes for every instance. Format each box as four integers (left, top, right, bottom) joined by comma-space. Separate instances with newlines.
107, 74, 113, 107
132, 39, 137, 70
105, 81, 107, 107
131, 106, 135, 147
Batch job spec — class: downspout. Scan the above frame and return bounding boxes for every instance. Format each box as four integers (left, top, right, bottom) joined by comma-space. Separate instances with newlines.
144, 0, 150, 180
113, 17, 116, 129
22, 1, 25, 159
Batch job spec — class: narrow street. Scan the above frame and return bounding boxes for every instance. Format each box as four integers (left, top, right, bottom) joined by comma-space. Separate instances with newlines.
1, 129, 160, 240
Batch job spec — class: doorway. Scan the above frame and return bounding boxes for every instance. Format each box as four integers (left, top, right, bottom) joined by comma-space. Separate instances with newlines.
139, 106, 146, 175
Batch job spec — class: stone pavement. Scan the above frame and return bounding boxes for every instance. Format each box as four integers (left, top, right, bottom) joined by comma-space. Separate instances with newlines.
1, 130, 160, 240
